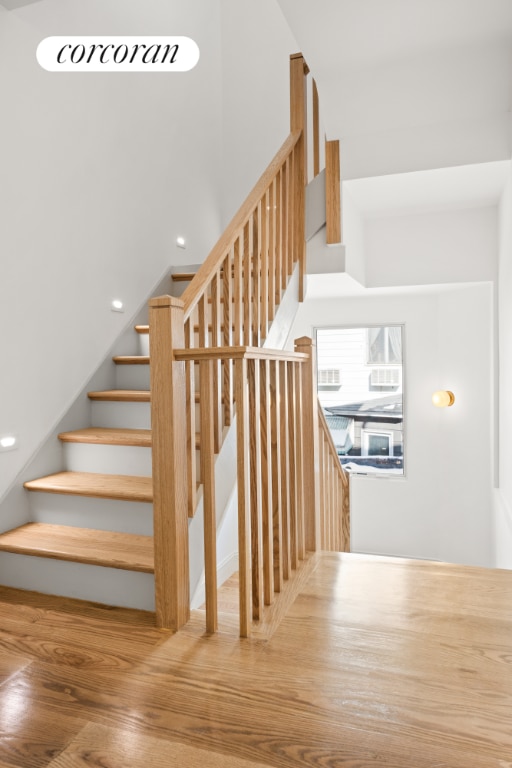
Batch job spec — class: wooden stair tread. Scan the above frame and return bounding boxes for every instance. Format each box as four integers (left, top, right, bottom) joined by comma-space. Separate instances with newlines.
171, 272, 196, 282
134, 325, 149, 334
24, 472, 153, 502
113, 356, 149, 365
88, 390, 151, 402
58, 428, 151, 447
0, 523, 154, 572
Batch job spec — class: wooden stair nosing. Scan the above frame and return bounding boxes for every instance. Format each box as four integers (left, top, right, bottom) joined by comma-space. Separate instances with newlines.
88, 390, 151, 403
24, 472, 153, 503
171, 272, 196, 282
0, 522, 154, 573
113, 356, 149, 365
58, 428, 152, 448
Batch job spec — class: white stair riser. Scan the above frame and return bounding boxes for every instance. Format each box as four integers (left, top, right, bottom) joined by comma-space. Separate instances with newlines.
0, 552, 155, 611
63, 443, 152, 477
116, 364, 150, 390
138, 334, 150, 356
91, 401, 151, 429
28, 493, 153, 535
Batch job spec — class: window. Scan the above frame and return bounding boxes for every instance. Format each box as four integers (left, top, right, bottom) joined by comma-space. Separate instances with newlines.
367, 326, 402, 365
316, 325, 404, 476
362, 430, 393, 457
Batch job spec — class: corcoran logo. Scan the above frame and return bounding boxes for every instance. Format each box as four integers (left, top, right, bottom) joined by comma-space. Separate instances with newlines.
36, 36, 199, 72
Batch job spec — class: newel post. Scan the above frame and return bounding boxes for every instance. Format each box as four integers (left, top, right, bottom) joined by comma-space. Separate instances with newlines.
294, 336, 321, 551
149, 296, 190, 630
290, 53, 308, 302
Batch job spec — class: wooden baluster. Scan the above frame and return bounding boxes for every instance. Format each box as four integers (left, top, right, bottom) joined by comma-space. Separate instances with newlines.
268, 185, 276, 323
330, 457, 335, 550
295, 360, 305, 560
269, 361, 283, 592
210, 271, 222, 451
260, 358, 273, 604
184, 317, 197, 518
321, 431, 326, 549
197, 293, 208, 348
148, 296, 189, 630
248, 358, 263, 621
275, 168, 283, 296
235, 356, 251, 637
287, 361, 298, 571
199, 357, 217, 633
287, 154, 294, 279
281, 160, 289, 288
252, 208, 261, 347
326, 139, 342, 245
243, 221, 252, 348
223, 252, 233, 426
341, 472, 350, 553
295, 337, 321, 552
233, 237, 243, 346
196, 294, 209, 487
260, 194, 268, 341
312, 79, 320, 178
290, 53, 307, 301
279, 360, 290, 580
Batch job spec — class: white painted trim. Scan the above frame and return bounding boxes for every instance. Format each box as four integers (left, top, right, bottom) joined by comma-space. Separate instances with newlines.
190, 551, 239, 610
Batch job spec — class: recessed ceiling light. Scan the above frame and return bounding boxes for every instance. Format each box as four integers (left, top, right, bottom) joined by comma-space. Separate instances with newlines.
111, 299, 124, 312
0, 435, 17, 451
176, 236, 186, 248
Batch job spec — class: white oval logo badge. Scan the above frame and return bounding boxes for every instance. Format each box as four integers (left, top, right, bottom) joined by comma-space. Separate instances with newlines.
37, 36, 199, 72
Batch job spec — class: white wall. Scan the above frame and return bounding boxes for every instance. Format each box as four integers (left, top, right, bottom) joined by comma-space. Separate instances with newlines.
342, 186, 366, 286
220, 0, 298, 225
495, 162, 512, 567
365, 206, 498, 288
290, 285, 494, 568
0, 0, 224, 501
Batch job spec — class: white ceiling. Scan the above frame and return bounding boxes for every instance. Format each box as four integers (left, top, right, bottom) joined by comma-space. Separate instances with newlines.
346, 160, 510, 217
278, 0, 512, 74
278, 0, 512, 219
278, 0, 512, 180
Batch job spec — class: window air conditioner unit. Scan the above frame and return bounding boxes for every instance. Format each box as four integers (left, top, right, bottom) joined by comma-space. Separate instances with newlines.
318, 368, 341, 386
370, 367, 400, 387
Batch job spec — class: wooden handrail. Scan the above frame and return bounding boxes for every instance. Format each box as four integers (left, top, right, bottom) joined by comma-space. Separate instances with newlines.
181, 131, 301, 320
174, 346, 308, 363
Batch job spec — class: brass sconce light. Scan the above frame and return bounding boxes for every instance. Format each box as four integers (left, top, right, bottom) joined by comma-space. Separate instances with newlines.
432, 390, 455, 408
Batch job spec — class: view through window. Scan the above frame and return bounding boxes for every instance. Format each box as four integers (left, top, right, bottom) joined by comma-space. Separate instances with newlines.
316, 326, 404, 475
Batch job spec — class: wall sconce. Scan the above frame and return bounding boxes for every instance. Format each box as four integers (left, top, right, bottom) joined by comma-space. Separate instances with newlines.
432, 390, 455, 407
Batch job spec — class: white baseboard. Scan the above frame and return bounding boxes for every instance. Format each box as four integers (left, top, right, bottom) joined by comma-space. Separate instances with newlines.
190, 551, 239, 610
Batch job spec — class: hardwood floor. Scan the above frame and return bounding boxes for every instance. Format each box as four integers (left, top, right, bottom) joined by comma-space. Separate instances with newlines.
1, 552, 512, 767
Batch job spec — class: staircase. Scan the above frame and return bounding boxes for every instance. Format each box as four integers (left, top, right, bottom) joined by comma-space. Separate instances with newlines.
0, 53, 350, 635
0, 271, 196, 611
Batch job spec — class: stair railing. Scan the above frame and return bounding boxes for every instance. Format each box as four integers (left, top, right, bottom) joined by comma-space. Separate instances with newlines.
148, 53, 347, 633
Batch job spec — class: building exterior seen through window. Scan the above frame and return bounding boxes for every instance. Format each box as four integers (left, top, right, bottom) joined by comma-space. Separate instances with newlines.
316, 326, 404, 476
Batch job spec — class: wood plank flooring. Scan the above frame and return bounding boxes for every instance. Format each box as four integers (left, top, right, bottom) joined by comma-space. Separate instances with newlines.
1, 552, 512, 767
